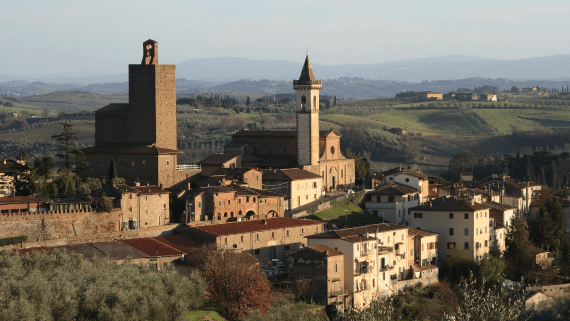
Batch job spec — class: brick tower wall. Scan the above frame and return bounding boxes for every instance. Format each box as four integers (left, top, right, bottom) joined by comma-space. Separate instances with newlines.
128, 64, 177, 150
95, 109, 129, 146
296, 88, 320, 166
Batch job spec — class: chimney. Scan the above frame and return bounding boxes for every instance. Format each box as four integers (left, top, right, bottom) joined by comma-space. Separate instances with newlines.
146, 182, 150, 187
135, 182, 140, 186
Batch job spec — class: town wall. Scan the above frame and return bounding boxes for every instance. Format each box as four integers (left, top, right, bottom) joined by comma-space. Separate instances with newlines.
0, 209, 122, 241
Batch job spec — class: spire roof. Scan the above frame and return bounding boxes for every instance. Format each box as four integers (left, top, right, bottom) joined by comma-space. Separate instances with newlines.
298, 55, 316, 81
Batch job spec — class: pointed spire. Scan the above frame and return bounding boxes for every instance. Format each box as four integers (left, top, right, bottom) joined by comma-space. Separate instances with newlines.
298, 55, 316, 81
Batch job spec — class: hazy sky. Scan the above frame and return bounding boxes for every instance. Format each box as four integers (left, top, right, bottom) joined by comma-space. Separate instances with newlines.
2, 0, 570, 76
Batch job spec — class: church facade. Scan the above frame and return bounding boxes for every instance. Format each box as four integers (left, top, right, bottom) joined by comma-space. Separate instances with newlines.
225, 57, 355, 191
82, 40, 200, 187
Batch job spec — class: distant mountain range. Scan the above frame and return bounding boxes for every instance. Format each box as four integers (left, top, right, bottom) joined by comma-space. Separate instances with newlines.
3, 54, 570, 84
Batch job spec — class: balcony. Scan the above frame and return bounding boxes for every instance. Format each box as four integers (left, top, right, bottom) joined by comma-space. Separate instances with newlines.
379, 265, 394, 272
176, 164, 201, 171
378, 246, 393, 255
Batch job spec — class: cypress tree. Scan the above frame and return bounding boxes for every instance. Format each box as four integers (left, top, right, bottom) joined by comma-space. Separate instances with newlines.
109, 159, 117, 180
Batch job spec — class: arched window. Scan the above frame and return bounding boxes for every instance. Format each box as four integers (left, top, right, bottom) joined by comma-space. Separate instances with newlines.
313, 96, 317, 111
224, 212, 228, 217
301, 96, 306, 110
217, 213, 221, 220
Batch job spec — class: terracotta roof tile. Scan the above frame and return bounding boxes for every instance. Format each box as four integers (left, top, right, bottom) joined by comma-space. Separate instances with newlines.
120, 238, 180, 257
0, 196, 47, 205
410, 197, 490, 212
371, 182, 420, 195
262, 168, 321, 181
153, 235, 201, 254
188, 217, 322, 236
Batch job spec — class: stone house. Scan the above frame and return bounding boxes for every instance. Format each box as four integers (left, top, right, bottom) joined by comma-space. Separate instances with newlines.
364, 182, 421, 225
197, 153, 242, 177
262, 168, 323, 210
93, 183, 170, 230
477, 174, 541, 214
418, 92, 443, 101
182, 217, 324, 262
179, 184, 285, 224
208, 167, 263, 190
484, 201, 517, 228
409, 196, 491, 260
479, 94, 497, 101
285, 245, 345, 306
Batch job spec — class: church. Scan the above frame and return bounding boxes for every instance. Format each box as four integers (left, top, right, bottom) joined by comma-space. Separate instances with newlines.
224, 57, 355, 191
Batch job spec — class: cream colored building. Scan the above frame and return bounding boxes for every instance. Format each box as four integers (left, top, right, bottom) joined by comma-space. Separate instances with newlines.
307, 223, 439, 309
262, 168, 323, 210
409, 196, 491, 260
364, 182, 421, 225
378, 166, 429, 203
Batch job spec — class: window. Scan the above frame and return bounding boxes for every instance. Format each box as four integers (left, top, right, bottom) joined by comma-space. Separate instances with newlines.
256, 234, 259, 241
163, 204, 166, 210
256, 176, 259, 181
306, 195, 308, 200
141, 160, 146, 167
484, 240, 488, 247
120, 160, 125, 167
301, 228, 304, 235
313, 182, 317, 188
224, 237, 227, 245
464, 213, 469, 219
476, 213, 479, 219
145, 196, 147, 201
414, 213, 423, 218
271, 232, 275, 239
240, 235, 244, 243
388, 196, 394, 202
464, 242, 469, 249
449, 213, 454, 219
129, 207, 132, 212
449, 228, 454, 236
464, 228, 469, 236
198, 202, 201, 208
145, 210, 148, 215
228, 200, 231, 205
254, 249, 260, 255
166, 160, 170, 166
341, 169, 343, 178
485, 226, 487, 233
218, 200, 222, 207
130, 161, 135, 167
447, 242, 456, 249
334, 264, 338, 273
286, 230, 289, 237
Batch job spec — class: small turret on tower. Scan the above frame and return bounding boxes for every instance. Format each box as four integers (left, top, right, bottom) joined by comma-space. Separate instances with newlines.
142, 39, 158, 65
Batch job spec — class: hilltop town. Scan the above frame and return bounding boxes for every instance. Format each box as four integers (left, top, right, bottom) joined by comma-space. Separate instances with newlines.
1, 40, 570, 320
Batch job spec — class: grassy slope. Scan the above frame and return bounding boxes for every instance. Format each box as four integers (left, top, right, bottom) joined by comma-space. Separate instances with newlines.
10, 91, 128, 112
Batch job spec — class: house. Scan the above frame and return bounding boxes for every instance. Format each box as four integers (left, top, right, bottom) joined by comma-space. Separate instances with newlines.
262, 168, 323, 211
479, 94, 497, 101
181, 217, 324, 262
306, 223, 439, 309
209, 167, 263, 190
484, 201, 517, 228
409, 196, 491, 260
197, 153, 242, 177
0, 196, 48, 214
179, 184, 285, 224
93, 183, 171, 230
418, 92, 443, 101
376, 166, 429, 203
285, 245, 345, 306
364, 182, 421, 225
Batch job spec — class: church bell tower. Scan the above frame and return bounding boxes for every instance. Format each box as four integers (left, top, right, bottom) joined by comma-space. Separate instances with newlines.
294, 56, 322, 167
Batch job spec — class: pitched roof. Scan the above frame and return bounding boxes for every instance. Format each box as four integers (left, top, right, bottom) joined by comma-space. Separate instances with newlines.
120, 238, 181, 257
82, 142, 179, 155
407, 228, 439, 237
262, 168, 321, 181
382, 166, 428, 179
307, 222, 409, 242
371, 182, 420, 195
0, 196, 47, 205
299, 56, 316, 81
131, 185, 170, 195
409, 196, 490, 212
188, 217, 322, 236
197, 153, 240, 165
484, 201, 517, 211
152, 235, 201, 254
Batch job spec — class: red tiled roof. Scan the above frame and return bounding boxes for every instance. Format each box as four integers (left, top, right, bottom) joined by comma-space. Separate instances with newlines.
189, 217, 322, 236
371, 182, 420, 195
131, 185, 170, 194
153, 235, 201, 254
0, 196, 47, 205
262, 168, 321, 181
120, 238, 180, 257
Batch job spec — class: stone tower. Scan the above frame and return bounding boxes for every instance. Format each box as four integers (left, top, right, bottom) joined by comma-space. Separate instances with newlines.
127, 39, 177, 150
294, 56, 322, 167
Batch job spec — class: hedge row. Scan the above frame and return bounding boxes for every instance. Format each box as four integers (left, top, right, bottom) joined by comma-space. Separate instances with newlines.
0, 236, 28, 247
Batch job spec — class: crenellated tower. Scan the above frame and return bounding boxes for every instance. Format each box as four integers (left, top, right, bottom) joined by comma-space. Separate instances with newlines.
294, 56, 322, 167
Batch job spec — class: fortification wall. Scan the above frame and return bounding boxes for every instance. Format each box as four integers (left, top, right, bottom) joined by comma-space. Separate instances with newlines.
0, 209, 121, 241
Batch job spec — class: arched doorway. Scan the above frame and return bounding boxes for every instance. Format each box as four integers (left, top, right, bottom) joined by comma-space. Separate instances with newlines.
245, 210, 256, 220
267, 210, 278, 218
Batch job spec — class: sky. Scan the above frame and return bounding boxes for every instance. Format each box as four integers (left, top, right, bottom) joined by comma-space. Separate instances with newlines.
2, 0, 570, 76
